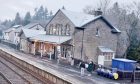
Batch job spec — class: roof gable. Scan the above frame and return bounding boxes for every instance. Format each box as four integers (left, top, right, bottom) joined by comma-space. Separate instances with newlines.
60, 9, 99, 27
21, 23, 44, 29
46, 9, 121, 33
98, 46, 114, 53
19, 29, 46, 38
4, 28, 15, 33
81, 16, 121, 33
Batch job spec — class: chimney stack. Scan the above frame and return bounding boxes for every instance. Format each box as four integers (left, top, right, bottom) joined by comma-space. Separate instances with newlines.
94, 8, 103, 16
62, 6, 66, 10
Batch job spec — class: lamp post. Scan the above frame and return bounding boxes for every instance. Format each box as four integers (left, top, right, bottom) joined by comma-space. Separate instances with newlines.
81, 28, 85, 61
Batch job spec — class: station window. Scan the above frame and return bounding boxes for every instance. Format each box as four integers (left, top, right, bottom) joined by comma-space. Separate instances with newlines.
65, 24, 70, 36
96, 28, 100, 36
104, 53, 113, 61
49, 24, 53, 35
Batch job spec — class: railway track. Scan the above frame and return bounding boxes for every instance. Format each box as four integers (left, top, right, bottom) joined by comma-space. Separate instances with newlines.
0, 57, 44, 84
0, 71, 12, 84
0, 48, 71, 84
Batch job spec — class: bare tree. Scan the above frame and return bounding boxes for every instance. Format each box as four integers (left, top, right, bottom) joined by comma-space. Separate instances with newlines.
98, 0, 111, 15
125, 1, 140, 18
83, 1, 140, 59
123, 2, 140, 58
83, 6, 95, 15
83, 0, 111, 16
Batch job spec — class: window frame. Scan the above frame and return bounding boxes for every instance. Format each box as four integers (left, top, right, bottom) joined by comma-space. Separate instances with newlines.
65, 24, 70, 36
49, 24, 53, 35
96, 27, 100, 37
104, 52, 113, 61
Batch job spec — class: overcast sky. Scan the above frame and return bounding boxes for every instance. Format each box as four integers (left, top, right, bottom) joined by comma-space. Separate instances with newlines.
0, 0, 139, 21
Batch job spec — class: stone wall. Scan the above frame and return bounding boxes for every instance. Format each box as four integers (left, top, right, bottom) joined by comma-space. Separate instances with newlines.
74, 19, 118, 63
46, 10, 75, 36
45, 10, 119, 64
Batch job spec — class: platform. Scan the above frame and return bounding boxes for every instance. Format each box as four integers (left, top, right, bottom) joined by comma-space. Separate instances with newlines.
0, 44, 140, 84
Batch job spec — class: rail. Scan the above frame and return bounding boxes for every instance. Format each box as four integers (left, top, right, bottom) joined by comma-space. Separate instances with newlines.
0, 61, 31, 84
0, 48, 80, 84
0, 71, 13, 84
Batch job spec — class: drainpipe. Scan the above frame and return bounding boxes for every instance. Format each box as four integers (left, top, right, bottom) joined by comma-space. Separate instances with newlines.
34, 41, 36, 55
81, 28, 85, 61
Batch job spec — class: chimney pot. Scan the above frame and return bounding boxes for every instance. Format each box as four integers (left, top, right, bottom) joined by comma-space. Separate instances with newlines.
94, 8, 103, 16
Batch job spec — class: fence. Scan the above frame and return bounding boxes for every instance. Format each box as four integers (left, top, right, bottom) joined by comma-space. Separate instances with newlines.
117, 70, 140, 80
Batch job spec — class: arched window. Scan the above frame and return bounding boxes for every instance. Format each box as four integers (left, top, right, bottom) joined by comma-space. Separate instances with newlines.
65, 24, 70, 36
49, 24, 53, 35
53, 25, 57, 35
55, 24, 62, 35
61, 25, 65, 35
58, 24, 62, 35
55, 25, 58, 35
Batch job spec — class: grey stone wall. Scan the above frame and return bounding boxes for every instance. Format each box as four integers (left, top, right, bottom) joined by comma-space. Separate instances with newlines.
45, 10, 119, 64
46, 10, 75, 36
74, 19, 118, 63
116, 31, 128, 58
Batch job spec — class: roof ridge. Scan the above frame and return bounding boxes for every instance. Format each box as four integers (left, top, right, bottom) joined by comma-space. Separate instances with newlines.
60, 9, 96, 27
60, 9, 94, 17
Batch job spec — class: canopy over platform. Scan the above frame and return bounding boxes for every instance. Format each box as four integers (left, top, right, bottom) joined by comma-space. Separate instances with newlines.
98, 46, 114, 53
30, 34, 71, 44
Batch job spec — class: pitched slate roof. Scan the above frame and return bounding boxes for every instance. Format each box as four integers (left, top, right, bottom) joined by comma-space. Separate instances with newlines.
61, 9, 101, 27
3, 25, 22, 33
60, 9, 121, 33
21, 29, 46, 38
30, 35, 71, 44
98, 46, 114, 53
12, 25, 22, 28
15, 22, 45, 33
21, 23, 43, 29
4, 28, 15, 33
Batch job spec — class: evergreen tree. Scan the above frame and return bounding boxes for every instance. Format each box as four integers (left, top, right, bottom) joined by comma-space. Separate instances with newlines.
38, 6, 44, 20
33, 8, 38, 20
23, 12, 31, 25
44, 8, 48, 19
1, 19, 13, 27
14, 12, 22, 25
1, 20, 8, 26
33, 6, 45, 20
33, 6, 52, 20
49, 10, 53, 17
127, 39, 140, 61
